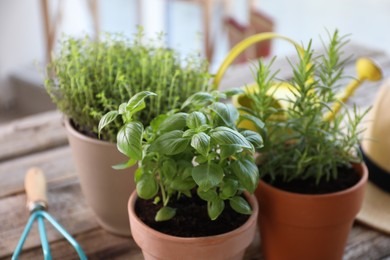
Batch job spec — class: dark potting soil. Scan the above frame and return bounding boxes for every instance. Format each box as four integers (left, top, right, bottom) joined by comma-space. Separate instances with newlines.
71, 120, 99, 139
135, 191, 250, 237
262, 165, 361, 194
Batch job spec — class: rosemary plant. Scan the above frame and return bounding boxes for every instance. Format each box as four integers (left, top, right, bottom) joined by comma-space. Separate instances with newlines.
241, 31, 368, 184
45, 28, 210, 142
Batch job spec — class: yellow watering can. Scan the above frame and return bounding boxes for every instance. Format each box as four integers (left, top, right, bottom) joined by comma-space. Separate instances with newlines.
212, 33, 383, 128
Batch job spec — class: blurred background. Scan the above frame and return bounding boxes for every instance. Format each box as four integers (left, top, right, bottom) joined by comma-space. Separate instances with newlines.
1, 0, 390, 124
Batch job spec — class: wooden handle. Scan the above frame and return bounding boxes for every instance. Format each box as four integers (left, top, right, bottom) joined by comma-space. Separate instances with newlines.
25, 167, 48, 210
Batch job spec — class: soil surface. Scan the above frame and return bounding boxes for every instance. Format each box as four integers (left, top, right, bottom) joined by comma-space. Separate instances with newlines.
135, 191, 250, 237
262, 165, 361, 194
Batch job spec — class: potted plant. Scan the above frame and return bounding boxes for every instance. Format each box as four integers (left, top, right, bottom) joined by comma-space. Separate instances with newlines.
98, 89, 263, 259
232, 31, 371, 259
44, 28, 211, 236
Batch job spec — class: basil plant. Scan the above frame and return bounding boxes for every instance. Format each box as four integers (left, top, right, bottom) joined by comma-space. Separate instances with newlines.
98, 90, 264, 221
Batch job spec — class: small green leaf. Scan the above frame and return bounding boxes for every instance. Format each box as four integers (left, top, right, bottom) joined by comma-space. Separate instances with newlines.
181, 92, 214, 109
210, 102, 239, 127
191, 132, 210, 156
195, 155, 208, 164
238, 114, 265, 132
112, 158, 137, 170
116, 122, 144, 160
229, 196, 252, 215
187, 111, 207, 129
223, 88, 244, 97
158, 113, 188, 132
98, 111, 118, 137
161, 159, 177, 181
219, 179, 239, 200
208, 198, 225, 220
183, 129, 197, 138
118, 103, 127, 115
127, 91, 157, 112
197, 188, 218, 201
192, 163, 224, 190
210, 126, 252, 149
134, 167, 143, 182
155, 207, 177, 222
170, 178, 196, 191
231, 157, 259, 193
149, 130, 190, 155
197, 124, 211, 132
240, 130, 264, 150
176, 160, 193, 179
211, 90, 227, 100
136, 174, 158, 200
220, 144, 243, 160
150, 114, 168, 130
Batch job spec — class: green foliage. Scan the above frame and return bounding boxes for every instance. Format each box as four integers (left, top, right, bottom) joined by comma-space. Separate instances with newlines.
241, 30, 368, 184
45, 28, 210, 142
99, 90, 263, 221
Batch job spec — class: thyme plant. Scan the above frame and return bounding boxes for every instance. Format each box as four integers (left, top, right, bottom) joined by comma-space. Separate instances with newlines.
45, 28, 210, 142
241, 31, 368, 184
99, 90, 263, 221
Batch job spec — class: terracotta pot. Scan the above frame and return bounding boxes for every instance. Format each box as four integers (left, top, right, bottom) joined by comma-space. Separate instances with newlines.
255, 163, 368, 260
128, 190, 258, 260
65, 118, 136, 236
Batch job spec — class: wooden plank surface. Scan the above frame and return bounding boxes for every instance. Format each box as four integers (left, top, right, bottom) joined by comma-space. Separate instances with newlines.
0, 110, 68, 162
0, 146, 76, 199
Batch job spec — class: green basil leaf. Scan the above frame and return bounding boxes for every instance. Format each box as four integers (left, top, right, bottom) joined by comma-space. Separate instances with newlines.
209, 126, 252, 149
183, 129, 197, 138
149, 130, 190, 155
98, 110, 118, 137
219, 178, 239, 200
161, 159, 177, 181
211, 90, 227, 100
187, 111, 207, 129
116, 122, 143, 160
231, 157, 259, 193
112, 158, 137, 170
229, 196, 252, 215
127, 91, 157, 112
170, 178, 196, 191
238, 114, 265, 132
240, 130, 264, 150
118, 103, 127, 115
150, 114, 168, 130
208, 198, 225, 220
136, 174, 158, 200
134, 167, 143, 182
181, 92, 214, 109
197, 187, 218, 202
210, 102, 239, 127
223, 88, 244, 97
191, 132, 210, 156
192, 163, 224, 191
220, 144, 243, 160
176, 160, 193, 179
158, 113, 188, 132
194, 155, 208, 164
197, 124, 211, 132
155, 206, 177, 222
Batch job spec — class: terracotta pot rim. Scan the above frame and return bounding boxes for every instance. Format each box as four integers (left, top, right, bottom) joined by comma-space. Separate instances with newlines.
64, 117, 116, 147
259, 162, 368, 199
128, 190, 258, 243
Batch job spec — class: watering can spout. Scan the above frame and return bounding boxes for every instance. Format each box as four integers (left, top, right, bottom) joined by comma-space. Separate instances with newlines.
323, 57, 383, 121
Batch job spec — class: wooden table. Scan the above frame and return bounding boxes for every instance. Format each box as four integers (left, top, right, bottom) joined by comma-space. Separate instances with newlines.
1, 43, 390, 259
